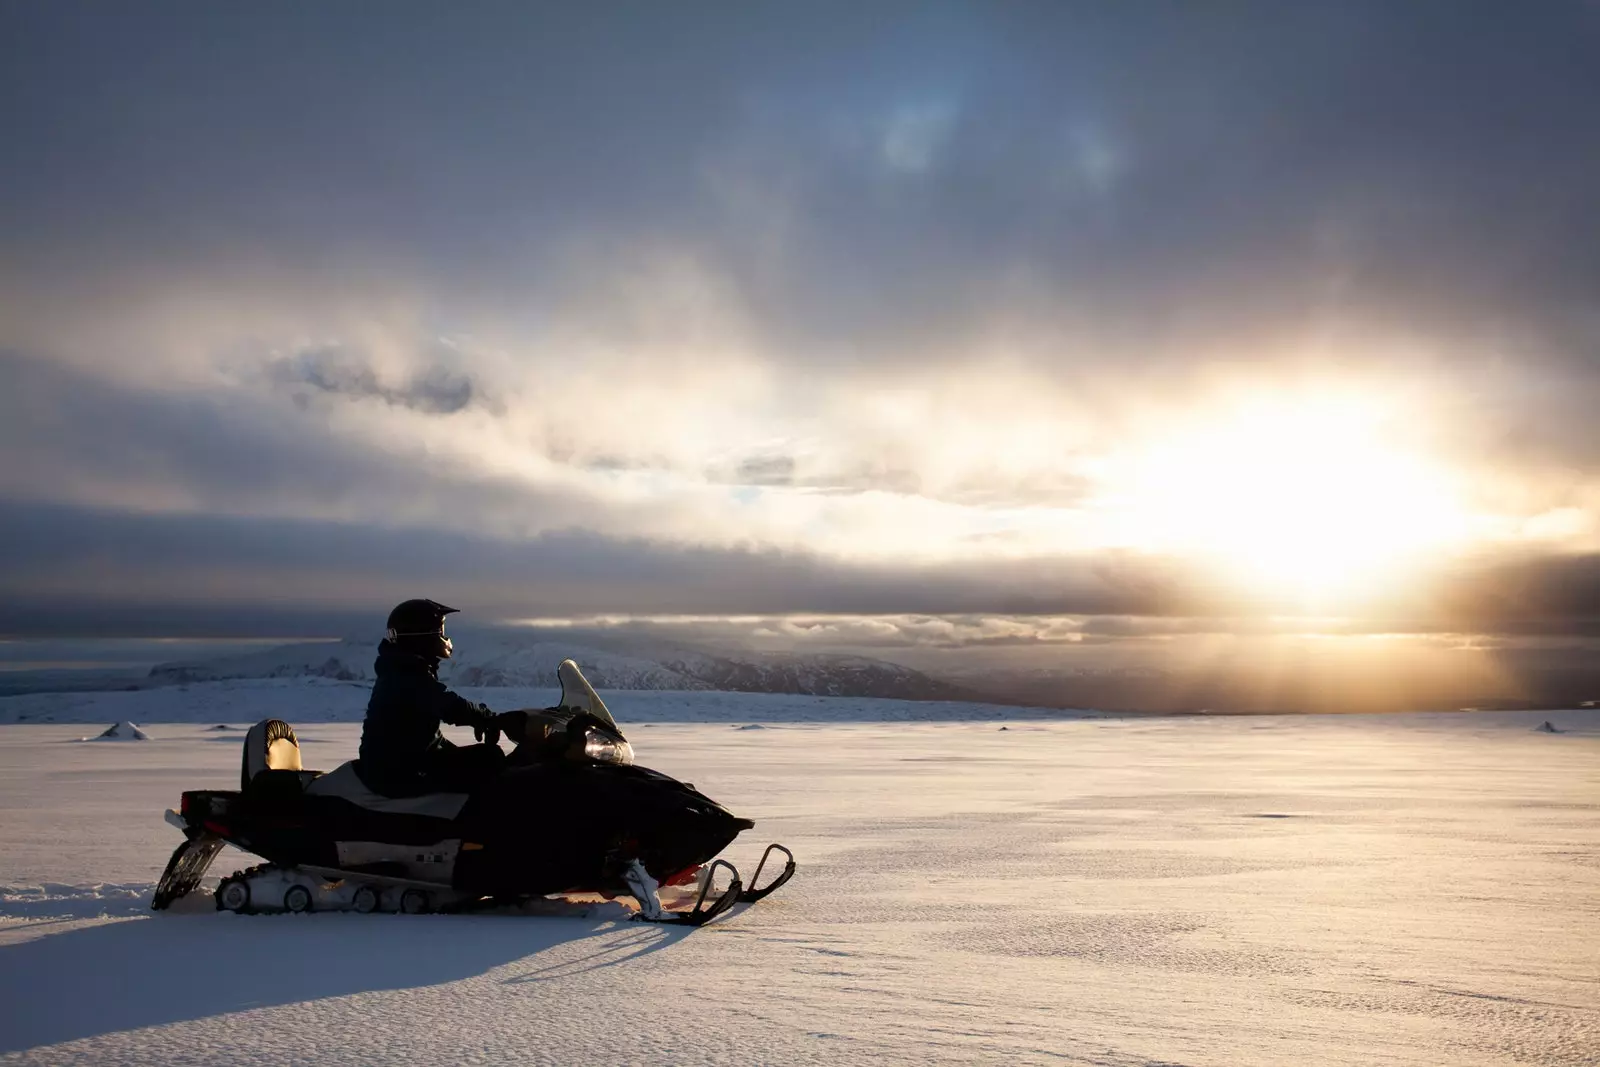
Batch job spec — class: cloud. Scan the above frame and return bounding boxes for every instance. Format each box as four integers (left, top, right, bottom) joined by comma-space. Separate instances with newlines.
2, 492, 1597, 642
272, 344, 481, 416
0, 348, 1102, 559
7, 3, 1598, 371
0, 498, 1174, 623
1, 4, 1598, 637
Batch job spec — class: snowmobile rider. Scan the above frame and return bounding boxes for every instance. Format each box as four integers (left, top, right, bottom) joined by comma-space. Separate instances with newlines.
358, 599, 522, 797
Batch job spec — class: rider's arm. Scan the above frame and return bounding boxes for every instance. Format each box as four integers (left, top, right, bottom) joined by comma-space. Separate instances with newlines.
425, 676, 492, 729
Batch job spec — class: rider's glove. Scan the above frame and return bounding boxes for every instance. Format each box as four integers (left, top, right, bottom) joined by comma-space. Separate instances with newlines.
472, 703, 501, 746
491, 710, 528, 746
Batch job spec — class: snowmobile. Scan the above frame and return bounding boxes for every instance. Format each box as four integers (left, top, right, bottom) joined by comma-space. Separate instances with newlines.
151, 660, 794, 925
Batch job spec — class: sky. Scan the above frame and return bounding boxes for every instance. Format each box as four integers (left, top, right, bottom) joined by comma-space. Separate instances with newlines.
2, 2, 1598, 666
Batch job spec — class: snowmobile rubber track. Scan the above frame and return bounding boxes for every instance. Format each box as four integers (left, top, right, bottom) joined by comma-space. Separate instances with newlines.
206, 847, 794, 922
213, 862, 468, 915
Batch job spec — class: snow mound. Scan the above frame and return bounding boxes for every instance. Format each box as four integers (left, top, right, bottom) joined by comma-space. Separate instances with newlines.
0, 882, 151, 918
88, 721, 151, 741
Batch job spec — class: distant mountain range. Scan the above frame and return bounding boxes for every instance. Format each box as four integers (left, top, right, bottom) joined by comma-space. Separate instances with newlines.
11, 632, 1588, 714
145, 635, 980, 703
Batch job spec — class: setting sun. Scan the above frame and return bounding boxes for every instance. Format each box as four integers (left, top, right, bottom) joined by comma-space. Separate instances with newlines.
1110, 393, 1471, 604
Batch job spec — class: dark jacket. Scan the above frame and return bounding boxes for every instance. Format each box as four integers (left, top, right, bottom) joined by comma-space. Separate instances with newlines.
358, 640, 489, 795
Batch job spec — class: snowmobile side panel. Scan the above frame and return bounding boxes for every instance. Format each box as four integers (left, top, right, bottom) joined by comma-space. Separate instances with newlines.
332, 838, 461, 883
451, 761, 751, 897
299, 864, 456, 891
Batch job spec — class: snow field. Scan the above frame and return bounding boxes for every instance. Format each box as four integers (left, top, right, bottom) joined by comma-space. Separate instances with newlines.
0, 706, 1597, 1065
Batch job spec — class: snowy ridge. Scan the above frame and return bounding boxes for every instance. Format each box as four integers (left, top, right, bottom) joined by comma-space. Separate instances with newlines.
446, 639, 707, 690
0, 677, 1096, 725
146, 640, 378, 685
143, 635, 974, 702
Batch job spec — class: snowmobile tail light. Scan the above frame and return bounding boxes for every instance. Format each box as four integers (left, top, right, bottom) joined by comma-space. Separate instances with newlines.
582, 729, 634, 766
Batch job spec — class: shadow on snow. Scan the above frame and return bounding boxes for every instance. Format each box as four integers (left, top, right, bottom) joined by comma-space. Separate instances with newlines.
0, 905, 686, 1054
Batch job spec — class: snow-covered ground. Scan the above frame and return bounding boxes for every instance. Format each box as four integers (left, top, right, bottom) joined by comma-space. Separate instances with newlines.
1, 701, 1597, 1065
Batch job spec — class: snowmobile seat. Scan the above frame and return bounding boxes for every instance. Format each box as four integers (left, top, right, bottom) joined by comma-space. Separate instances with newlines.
245, 769, 317, 808
241, 719, 322, 796
303, 761, 470, 820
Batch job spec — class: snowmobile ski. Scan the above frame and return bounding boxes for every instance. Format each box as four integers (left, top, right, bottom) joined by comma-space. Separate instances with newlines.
633, 858, 744, 926
740, 843, 796, 903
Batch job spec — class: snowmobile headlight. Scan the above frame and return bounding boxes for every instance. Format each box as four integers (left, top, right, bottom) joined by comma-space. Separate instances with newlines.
582, 728, 635, 766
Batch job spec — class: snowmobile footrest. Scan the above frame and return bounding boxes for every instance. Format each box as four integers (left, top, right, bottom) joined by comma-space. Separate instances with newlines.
152, 832, 225, 910
740, 843, 795, 903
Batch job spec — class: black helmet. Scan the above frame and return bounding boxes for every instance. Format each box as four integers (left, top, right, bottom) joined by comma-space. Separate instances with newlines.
385, 599, 459, 660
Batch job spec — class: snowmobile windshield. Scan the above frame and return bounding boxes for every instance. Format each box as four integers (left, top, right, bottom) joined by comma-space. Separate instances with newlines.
583, 728, 634, 766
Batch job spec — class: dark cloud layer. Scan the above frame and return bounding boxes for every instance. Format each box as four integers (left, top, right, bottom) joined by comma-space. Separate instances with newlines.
4, 3, 1598, 367
0, 498, 1153, 627
275, 346, 481, 416
0, 350, 612, 534
2, 497, 1596, 639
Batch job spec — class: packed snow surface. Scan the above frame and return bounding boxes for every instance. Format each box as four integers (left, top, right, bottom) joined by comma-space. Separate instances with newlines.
0, 700, 1596, 1065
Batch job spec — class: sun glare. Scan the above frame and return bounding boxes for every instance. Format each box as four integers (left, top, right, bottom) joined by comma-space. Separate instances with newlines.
1110, 393, 1470, 605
